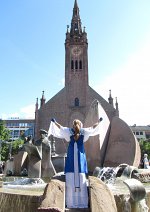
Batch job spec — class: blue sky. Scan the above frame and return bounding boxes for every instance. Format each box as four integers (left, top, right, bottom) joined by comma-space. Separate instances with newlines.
0, 0, 150, 126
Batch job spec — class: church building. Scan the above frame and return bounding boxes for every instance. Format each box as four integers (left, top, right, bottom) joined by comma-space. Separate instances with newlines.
35, 0, 119, 154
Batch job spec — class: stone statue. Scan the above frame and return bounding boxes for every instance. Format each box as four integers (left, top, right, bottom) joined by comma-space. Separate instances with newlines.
24, 129, 56, 178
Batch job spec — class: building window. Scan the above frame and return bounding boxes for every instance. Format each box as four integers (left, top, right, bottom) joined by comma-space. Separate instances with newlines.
71, 60, 74, 70
140, 132, 143, 135
10, 131, 13, 137
14, 130, 19, 137
75, 60, 78, 69
136, 132, 139, 135
79, 60, 82, 69
75, 98, 79, 106
27, 123, 34, 127
19, 123, 25, 127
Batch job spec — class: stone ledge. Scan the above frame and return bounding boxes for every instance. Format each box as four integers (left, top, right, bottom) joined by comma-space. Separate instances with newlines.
38, 207, 63, 212
89, 176, 117, 212
38, 179, 65, 211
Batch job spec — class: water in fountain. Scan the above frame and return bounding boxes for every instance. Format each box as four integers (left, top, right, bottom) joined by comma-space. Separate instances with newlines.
122, 196, 131, 212
93, 164, 150, 212
2, 177, 47, 192
99, 166, 120, 184
93, 165, 124, 185
138, 199, 149, 212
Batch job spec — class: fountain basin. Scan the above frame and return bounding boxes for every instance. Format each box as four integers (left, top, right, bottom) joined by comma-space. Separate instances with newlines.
1, 175, 150, 212
0, 177, 47, 212
0, 188, 42, 212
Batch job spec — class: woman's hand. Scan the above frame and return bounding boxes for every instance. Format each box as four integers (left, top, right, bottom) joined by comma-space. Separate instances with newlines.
99, 117, 103, 122
51, 118, 56, 123
51, 118, 61, 129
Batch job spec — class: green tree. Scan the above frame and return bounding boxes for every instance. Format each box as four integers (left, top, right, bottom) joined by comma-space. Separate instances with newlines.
1, 142, 9, 161
0, 120, 10, 141
0, 139, 24, 161
0, 120, 25, 161
12, 138, 24, 156
139, 139, 150, 159
0, 120, 10, 161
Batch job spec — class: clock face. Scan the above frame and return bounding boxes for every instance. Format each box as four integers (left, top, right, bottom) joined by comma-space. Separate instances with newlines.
71, 46, 82, 56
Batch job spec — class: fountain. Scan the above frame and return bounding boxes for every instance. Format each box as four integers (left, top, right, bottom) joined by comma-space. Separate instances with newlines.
92, 163, 150, 212
0, 100, 150, 211
1, 163, 150, 212
0, 129, 57, 212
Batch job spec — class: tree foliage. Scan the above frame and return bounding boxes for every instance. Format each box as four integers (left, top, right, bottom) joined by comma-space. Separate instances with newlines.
139, 139, 150, 159
0, 120, 10, 141
0, 120, 24, 161
12, 139, 24, 156
1, 142, 9, 161
1, 139, 24, 161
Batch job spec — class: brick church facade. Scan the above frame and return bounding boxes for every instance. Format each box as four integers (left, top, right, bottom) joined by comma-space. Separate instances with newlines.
34, 0, 119, 154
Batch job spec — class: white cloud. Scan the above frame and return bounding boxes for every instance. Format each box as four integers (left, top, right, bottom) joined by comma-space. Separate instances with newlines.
94, 34, 150, 126
1, 104, 35, 120
20, 104, 35, 119
1, 113, 20, 120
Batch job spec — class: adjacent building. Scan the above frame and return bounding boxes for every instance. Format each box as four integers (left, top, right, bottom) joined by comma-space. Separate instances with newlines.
3, 118, 35, 140
130, 125, 150, 141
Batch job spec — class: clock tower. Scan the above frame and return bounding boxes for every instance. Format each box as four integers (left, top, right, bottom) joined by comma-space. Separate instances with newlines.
65, 0, 88, 108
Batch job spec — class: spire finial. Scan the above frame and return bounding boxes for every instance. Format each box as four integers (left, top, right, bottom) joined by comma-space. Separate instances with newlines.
70, 0, 82, 36
74, 0, 78, 8
35, 98, 39, 111
109, 89, 112, 97
108, 89, 114, 107
67, 25, 69, 33
115, 97, 118, 108
40, 91, 46, 107
115, 97, 119, 117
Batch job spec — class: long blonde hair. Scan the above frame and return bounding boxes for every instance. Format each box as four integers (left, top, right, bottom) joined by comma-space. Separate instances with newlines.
73, 119, 82, 141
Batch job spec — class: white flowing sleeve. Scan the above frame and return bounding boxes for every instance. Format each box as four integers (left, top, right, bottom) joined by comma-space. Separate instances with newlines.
83, 124, 100, 142
48, 121, 70, 142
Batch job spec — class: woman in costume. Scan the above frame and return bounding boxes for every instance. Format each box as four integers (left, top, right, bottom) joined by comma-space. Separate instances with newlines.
48, 117, 102, 208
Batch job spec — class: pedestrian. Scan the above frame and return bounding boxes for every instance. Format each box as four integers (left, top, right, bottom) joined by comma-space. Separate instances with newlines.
143, 153, 150, 169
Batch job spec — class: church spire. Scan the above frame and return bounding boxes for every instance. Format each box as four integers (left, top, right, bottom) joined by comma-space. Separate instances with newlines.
40, 91, 46, 107
74, 0, 78, 8
108, 90, 114, 107
35, 98, 38, 112
70, 0, 82, 37
35, 97, 39, 140
115, 97, 119, 117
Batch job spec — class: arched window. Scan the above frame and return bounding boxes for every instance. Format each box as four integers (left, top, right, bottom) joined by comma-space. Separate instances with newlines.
71, 60, 74, 70
75, 60, 78, 69
75, 98, 79, 106
79, 60, 82, 69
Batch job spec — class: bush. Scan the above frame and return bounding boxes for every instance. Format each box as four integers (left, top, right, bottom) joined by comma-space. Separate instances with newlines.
139, 139, 150, 159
